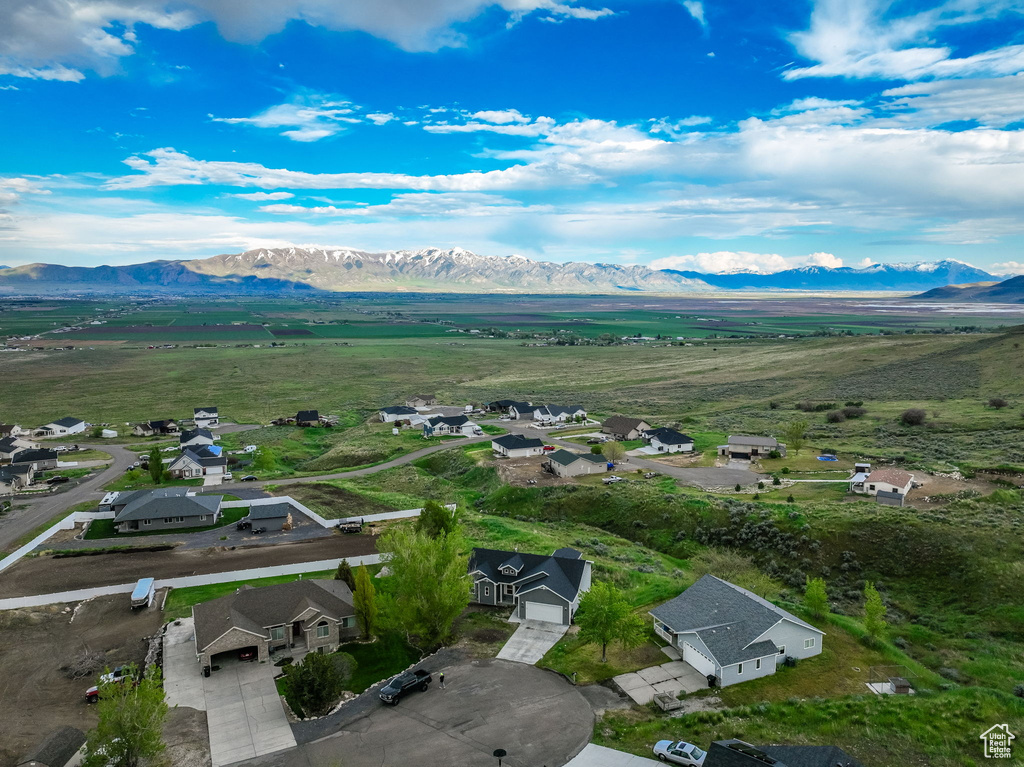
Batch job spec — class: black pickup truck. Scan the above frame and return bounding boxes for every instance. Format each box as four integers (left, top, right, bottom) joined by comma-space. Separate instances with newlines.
379, 669, 432, 704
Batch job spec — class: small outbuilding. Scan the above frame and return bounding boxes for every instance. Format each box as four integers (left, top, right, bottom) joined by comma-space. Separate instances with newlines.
296, 410, 321, 427
405, 395, 438, 407
246, 502, 293, 531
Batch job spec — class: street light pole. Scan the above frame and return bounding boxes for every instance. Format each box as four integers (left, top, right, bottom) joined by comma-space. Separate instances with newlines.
493, 748, 507, 767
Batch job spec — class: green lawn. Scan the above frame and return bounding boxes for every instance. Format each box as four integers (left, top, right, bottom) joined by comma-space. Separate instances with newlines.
337, 635, 423, 693
83, 506, 250, 539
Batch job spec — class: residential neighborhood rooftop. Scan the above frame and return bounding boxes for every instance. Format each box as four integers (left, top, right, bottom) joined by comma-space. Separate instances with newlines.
546, 449, 606, 467
113, 492, 221, 524
492, 434, 545, 450
469, 547, 590, 603
866, 468, 914, 486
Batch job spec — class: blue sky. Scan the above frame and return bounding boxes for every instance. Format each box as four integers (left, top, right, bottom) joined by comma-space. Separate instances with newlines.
1, 0, 1023, 274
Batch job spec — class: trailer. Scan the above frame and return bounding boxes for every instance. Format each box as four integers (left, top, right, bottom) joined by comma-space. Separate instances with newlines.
131, 577, 155, 609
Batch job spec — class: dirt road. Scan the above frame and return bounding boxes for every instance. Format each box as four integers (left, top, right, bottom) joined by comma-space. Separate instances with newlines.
0, 534, 377, 598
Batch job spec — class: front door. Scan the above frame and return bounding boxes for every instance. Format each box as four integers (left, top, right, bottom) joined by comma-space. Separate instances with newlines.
292, 621, 303, 647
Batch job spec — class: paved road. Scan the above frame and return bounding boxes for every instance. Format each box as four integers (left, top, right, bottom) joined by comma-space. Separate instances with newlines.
0, 443, 136, 552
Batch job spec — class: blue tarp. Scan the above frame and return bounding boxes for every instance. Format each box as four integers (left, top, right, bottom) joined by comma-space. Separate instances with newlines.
817, 455, 838, 461
207, 445, 223, 456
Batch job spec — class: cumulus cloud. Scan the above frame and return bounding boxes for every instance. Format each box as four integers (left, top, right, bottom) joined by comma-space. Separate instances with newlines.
211, 94, 364, 142
231, 191, 295, 201
649, 251, 843, 274
880, 74, 1024, 128
0, 0, 613, 80
990, 261, 1024, 276
681, 0, 706, 29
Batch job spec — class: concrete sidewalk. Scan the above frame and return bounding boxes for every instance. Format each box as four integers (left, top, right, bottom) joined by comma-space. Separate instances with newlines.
563, 744, 660, 766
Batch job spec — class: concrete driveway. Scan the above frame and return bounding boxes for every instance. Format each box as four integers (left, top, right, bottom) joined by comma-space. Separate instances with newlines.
496, 619, 568, 664
236, 658, 593, 767
613, 661, 708, 705
565, 744, 660, 766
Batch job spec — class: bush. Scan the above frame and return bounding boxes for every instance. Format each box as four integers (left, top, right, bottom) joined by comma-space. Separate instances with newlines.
900, 408, 928, 426
768, 449, 782, 459
787, 495, 795, 503
841, 406, 867, 418
772, 476, 781, 486
826, 410, 846, 423
734, 484, 741, 492
1014, 684, 1024, 699
988, 397, 1009, 409
590, 445, 602, 454
781, 467, 790, 474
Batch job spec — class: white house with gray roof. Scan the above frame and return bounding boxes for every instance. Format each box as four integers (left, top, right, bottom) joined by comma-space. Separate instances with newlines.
718, 435, 786, 460
112, 490, 222, 533
649, 575, 824, 687
491, 433, 545, 458
545, 449, 608, 477
36, 417, 85, 437
469, 547, 593, 625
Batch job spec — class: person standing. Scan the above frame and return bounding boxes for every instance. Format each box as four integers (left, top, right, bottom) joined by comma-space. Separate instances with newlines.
439, 671, 445, 689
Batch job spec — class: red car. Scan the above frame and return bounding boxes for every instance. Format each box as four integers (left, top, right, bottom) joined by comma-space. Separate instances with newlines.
542, 445, 557, 451
238, 648, 257, 662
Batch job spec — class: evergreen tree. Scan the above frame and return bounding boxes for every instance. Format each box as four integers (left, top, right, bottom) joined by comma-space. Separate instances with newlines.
334, 560, 355, 590
147, 446, 163, 485
414, 500, 458, 539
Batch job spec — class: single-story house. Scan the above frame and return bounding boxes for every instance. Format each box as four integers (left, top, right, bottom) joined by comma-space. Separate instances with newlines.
179, 428, 215, 448
703, 739, 864, 767
245, 502, 293, 531
193, 406, 219, 429
113, 491, 222, 533
545, 449, 609, 477
646, 427, 695, 453
508, 402, 542, 420
15, 725, 86, 767
296, 410, 320, 427
534, 405, 587, 424
491, 433, 545, 458
650, 574, 824, 687
423, 414, 479, 437
132, 419, 179, 437
602, 416, 652, 441
487, 399, 524, 413
380, 405, 419, 423
859, 468, 914, 504
718, 435, 786, 460
167, 445, 228, 479
12, 448, 59, 472
0, 435, 38, 462
0, 424, 28, 438
192, 579, 358, 669
0, 464, 34, 493
469, 546, 593, 625
36, 417, 85, 437
100, 486, 192, 513
405, 395, 437, 407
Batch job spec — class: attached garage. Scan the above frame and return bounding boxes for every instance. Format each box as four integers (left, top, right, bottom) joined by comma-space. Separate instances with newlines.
525, 602, 564, 624
683, 642, 716, 677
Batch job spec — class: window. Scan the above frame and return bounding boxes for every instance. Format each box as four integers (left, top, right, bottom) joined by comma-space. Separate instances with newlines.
737, 663, 743, 675
484, 586, 490, 597
199, 515, 207, 521
270, 626, 286, 641
505, 584, 514, 595
143, 519, 151, 526
341, 616, 355, 628
755, 658, 761, 670
804, 637, 815, 649
778, 646, 786, 655
316, 622, 330, 638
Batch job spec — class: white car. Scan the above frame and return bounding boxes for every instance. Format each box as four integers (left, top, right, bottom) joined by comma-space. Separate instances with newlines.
603, 475, 625, 484
653, 740, 706, 765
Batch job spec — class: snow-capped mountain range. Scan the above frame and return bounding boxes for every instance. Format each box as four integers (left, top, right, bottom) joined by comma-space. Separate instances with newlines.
0, 248, 1005, 294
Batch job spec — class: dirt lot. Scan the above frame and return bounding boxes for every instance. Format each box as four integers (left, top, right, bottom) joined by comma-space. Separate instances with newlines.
907, 471, 1003, 509
0, 534, 378, 598
0, 594, 165, 767
494, 454, 575, 487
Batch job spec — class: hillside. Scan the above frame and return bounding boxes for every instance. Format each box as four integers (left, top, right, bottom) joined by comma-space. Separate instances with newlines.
914, 275, 1024, 303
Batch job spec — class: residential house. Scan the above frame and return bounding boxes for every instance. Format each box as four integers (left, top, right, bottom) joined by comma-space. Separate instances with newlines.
179, 428, 215, 448
646, 427, 695, 453
12, 448, 59, 472
0, 435, 39, 462
193, 406, 219, 429
487, 399, 524, 413
296, 410, 320, 427
469, 546, 593, 625
379, 405, 419, 423
703, 739, 864, 767
859, 468, 914, 506
650, 574, 824, 687
192, 579, 358, 669
0, 424, 28, 438
100, 486, 192, 514
245, 502, 293, 532
545, 449, 609, 477
601, 416, 652, 441
405, 395, 437, 407
422, 414, 479, 437
132, 419, 179, 437
534, 405, 587, 424
491, 434, 546, 458
508, 402, 542, 420
0, 464, 34, 493
112, 491, 222, 533
36, 417, 85, 437
167, 445, 228, 479
718, 435, 786, 460
847, 462, 873, 493
15, 725, 87, 767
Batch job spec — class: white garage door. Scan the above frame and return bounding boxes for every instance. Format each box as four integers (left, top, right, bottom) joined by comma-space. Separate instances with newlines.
683, 643, 716, 676
525, 601, 564, 624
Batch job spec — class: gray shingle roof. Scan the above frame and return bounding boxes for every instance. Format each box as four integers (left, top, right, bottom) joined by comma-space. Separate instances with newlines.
16, 726, 86, 767
727, 435, 779, 447
49, 417, 83, 428
11, 448, 58, 465
602, 416, 648, 433
547, 449, 605, 467
194, 407, 218, 414
114, 493, 221, 524
426, 414, 469, 427
542, 405, 585, 416
650, 575, 823, 667
296, 410, 319, 422
492, 434, 544, 450
180, 428, 213, 443
470, 547, 588, 603
193, 579, 354, 652
247, 502, 292, 521
648, 427, 694, 445
175, 446, 227, 468
381, 405, 418, 415
110, 486, 190, 510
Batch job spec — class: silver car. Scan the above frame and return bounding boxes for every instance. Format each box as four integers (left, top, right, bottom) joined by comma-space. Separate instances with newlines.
653, 740, 706, 765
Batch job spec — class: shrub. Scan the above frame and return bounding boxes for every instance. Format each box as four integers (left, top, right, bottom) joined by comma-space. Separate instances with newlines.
590, 445, 602, 454
757, 481, 765, 489
988, 397, 1009, 409
734, 484, 742, 492
826, 410, 846, 423
841, 406, 867, 418
900, 408, 928, 426
768, 449, 782, 459
1014, 684, 1024, 699
787, 495, 795, 503
772, 476, 781, 486
781, 467, 790, 474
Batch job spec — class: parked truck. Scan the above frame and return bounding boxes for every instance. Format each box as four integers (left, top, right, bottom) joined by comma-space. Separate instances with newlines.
379, 669, 431, 704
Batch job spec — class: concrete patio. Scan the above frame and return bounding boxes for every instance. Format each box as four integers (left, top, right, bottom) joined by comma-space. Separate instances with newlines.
612, 660, 708, 705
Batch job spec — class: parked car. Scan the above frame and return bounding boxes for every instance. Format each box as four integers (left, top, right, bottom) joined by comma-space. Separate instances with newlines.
238, 648, 257, 662
542, 445, 556, 451
236, 520, 251, 531
603, 475, 626, 484
653, 740, 707, 765
45, 475, 69, 484
338, 520, 363, 534
379, 669, 432, 704
239, 475, 258, 481
644, 472, 659, 479
85, 667, 133, 703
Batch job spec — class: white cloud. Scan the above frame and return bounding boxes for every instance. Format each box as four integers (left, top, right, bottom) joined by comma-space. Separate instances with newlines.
259, 191, 541, 218
990, 261, 1024, 276
231, 191, 295, 201
649, 251, 844, 274
211, 94, 363, 142
0, 0, 614, 81
365, 112, 396, 125
857, 257, 875, 268
681, 0, 706, 28
470, 109, 531, 124
880, 74, 1024, 128
423, 116, 556, 136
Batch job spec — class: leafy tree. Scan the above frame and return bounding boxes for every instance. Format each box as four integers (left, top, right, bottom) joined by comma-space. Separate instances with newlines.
783, 421, 808, 455
90, 425, 105, 438
575, 582, 646, 662
334, 560, 355, 590
590, 445, 602, 454
900, 408, 927, 426
83, 664, 167, 767
988, 397, 1009, 409
601, 441, 626, 464
284, 651, 345, 717
864, 581, 887, 642
804, 577, 830, 619
353, 564, 378, 640
147, 446, 163, 485
414, 500, 458, 539
376, 525, 471, 649
253, 445, 276, 472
